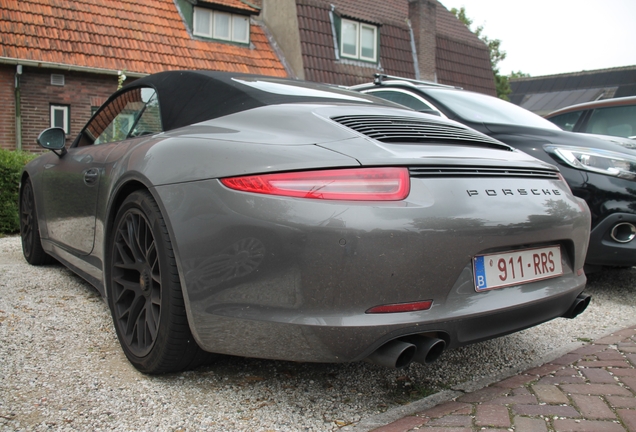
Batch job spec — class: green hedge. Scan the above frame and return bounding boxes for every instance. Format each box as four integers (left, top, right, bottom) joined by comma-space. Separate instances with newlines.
0, 149, 38, 234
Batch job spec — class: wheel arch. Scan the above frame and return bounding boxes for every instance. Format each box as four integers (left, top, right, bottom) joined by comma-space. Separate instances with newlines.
102, 179, 189, 314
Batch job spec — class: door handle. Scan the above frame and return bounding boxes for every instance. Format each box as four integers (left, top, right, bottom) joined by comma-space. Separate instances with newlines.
84, 168, 99, 185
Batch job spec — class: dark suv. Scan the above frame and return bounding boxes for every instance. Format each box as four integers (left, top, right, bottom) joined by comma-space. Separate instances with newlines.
352, 75, 636, 269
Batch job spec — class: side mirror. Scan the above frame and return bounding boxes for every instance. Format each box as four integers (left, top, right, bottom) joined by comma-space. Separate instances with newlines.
37, 128, 66, 151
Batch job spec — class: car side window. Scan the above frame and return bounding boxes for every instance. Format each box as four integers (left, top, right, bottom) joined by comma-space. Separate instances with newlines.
79, 88, 162, 146
548, 111, 583, 131
366, 89, 443, 116
585, 105, 636, 138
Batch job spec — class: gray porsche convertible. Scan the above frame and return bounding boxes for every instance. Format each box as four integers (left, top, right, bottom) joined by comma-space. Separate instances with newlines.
21, 71, 591, 374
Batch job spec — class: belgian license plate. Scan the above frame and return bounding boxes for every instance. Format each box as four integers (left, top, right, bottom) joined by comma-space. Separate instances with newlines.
473, 245, 563, 292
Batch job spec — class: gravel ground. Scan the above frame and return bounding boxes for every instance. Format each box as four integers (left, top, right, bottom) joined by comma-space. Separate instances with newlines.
1, 234, 635, 431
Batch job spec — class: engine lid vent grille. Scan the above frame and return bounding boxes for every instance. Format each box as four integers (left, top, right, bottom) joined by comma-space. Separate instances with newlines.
331, 115, 509, 149
409, 166, 560, 179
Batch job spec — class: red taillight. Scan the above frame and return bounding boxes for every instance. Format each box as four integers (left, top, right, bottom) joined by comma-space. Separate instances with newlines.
221, 167, 410, 201
366, 300, 433, 314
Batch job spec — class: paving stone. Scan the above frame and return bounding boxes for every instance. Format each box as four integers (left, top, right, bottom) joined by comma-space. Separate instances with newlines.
452, 405, 473, 415
417, 428, 471, 432
561, 383, 632, 396
487, 393, 538, 405
418, 401, 472, 419
552, 419, 625, 432
571, 344, 609, 356
493, 374, 536, 389
474, 404, 510, 428
617, 408, 636, 431
616, 376, 636, 392
577, 360, 632, 368
627, 353, 636, 367
536, 375, 586, 385
525, 364, 562, 376
597, 350, 626, 361
513, 387, 532, 396
533, 384, 569, 404
606, 395, 636, 408
370, 415, 428, 432
512, 404, 580, 417
611, 368, 636, 377
513, 416, 548, 432
555, 367, 578, 376
456, 387, 508, 403
618, 342, 636, 353
580, 368, 616, 383
570, 394, 615, 419
552, 353, 585, 365
612, 328, 636, 338
595, 335, 628, 345
426, 415, 472, 427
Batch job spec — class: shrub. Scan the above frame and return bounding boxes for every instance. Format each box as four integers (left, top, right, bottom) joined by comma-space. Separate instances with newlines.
0, 149, 38, 234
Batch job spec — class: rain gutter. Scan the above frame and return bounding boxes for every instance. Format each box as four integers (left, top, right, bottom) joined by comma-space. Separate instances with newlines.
0, 57, 149, 78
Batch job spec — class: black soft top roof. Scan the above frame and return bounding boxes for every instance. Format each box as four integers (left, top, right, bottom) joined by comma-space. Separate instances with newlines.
120, 70, 388, 131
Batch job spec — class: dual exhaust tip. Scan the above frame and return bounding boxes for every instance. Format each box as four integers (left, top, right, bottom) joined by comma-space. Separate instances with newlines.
367, 294, 591, 369
366, 335, 446, 369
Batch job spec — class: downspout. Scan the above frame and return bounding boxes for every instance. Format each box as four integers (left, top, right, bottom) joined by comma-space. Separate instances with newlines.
329, 5, 340, 60
406, 19, 420, 80
14, 65, 22, 151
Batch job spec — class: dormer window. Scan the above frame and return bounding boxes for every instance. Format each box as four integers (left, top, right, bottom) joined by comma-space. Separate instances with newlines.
193, 6, 250, 44
340, 18, 378, 62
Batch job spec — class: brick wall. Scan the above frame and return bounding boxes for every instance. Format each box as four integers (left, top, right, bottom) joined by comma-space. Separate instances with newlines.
409, 0, 437, 82
13, 67, 118, 152
0, 66, 16, 150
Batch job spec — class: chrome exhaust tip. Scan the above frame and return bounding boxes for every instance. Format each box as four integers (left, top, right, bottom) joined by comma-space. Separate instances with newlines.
611, 222, 636, 243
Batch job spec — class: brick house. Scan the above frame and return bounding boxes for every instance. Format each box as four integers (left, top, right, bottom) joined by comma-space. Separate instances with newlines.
1, 0, 493, 152
261, 0, 496, 92
0, 0, 287, 151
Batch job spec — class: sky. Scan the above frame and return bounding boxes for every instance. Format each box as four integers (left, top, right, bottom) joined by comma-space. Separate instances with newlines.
438, 0, 636, 77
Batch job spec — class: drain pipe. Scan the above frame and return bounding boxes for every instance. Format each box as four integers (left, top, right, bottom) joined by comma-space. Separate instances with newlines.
14, 64, 22, 151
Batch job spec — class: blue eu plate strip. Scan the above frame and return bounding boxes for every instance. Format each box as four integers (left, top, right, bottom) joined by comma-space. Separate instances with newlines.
474, 256, 487, 290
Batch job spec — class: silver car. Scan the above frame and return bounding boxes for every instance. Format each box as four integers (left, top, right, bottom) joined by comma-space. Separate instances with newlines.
21, 71, 591, 374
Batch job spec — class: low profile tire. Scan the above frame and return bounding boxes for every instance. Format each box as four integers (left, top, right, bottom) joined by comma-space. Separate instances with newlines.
20, 178, 53, 265
108, 190, 211, 374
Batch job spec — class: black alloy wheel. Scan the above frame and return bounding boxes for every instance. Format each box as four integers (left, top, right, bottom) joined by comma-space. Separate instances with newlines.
111, 207, 162, 358
108, 190, 211, 373
20, 178, 52, 265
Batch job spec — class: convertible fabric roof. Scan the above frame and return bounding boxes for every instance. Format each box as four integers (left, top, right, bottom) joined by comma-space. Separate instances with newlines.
121, 70, 385, 131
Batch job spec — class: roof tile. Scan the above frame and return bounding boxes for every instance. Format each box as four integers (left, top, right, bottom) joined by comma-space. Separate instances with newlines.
0, 0, 286, 77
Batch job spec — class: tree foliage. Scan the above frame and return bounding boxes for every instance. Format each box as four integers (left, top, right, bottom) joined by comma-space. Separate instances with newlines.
450, 7, 529, 100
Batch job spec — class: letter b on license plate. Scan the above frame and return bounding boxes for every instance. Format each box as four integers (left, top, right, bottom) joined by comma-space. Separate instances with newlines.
473, 245, 563, 292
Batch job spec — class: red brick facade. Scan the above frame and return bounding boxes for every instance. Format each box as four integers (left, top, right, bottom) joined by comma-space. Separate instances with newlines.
0, 66, 16, 150
1, 66, 118, 152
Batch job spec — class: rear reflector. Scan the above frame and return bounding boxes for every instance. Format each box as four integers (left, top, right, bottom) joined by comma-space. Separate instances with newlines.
221, 167, 410, 201
366, 300, 433, 314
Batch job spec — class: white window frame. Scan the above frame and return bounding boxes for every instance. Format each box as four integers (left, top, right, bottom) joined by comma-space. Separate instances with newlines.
193, 7, 250, 44
193, 7, 213, 38
50, 105, 69, 134
340, 18, 378, 62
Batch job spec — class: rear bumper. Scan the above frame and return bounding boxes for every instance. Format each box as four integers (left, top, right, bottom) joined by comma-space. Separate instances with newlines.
155, 175, 590, 362
184, 266, 586, 362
